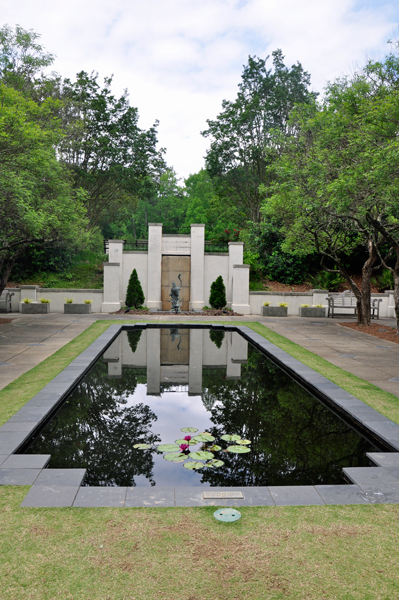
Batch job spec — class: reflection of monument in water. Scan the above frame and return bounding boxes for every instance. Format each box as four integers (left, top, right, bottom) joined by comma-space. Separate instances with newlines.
102, 328, 248, 399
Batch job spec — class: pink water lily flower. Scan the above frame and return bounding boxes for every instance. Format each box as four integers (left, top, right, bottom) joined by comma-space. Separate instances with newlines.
179, 444, 189, 452
184, 435, 192, 441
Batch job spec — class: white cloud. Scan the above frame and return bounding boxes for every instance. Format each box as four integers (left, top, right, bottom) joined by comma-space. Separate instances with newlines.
1, 0, 398, 178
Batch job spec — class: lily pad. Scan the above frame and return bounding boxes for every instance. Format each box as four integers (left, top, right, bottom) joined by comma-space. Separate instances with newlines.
163, 452, 187, 462
221, 434, 241, 442
226, 445, 251, 453
210, 445, 222, 452
157, 444, 180, 453
193, 434, 215, 443
183, 461, 204, 470
190, 451, 214, 460
207, 459, 224, 468
175, 438, 198, 446
235, 439, 251, 445
181, 427, 198, 433
133, 443, 152, 450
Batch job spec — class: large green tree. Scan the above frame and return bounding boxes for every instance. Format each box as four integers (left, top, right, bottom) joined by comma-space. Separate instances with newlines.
263, 63, 399, 327
58, 71, 165, 232
202, 50, 316, 223
0, 84, 88, 296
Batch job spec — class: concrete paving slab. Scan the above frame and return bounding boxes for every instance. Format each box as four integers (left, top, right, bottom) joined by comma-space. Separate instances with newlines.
315, 484, 369, 505
343, 467, 399, 486
125, 487, 175, 507
367, 452, 399, 467
34, 469, 86, 486
74, 487, 127, 507
21, 485, 80, 507
268, 486, 324, 506
0, 421, 38, 432
0, 455, 9, 466
1, 454, 50, 469
0, 468, 41, 485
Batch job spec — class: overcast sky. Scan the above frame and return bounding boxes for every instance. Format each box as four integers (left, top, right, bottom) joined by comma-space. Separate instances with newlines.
2, 0, 399, 180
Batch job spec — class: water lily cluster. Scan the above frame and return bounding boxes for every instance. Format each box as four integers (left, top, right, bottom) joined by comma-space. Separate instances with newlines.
134, 427, 251, 470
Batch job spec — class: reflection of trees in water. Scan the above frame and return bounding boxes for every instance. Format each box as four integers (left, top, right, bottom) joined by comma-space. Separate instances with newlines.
201, 348, 374, 487
29, 363, 160, 486
127, 329, 142, 353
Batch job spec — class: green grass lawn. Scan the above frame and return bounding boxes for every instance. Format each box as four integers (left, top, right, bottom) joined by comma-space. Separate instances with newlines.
1, 320, 399, 600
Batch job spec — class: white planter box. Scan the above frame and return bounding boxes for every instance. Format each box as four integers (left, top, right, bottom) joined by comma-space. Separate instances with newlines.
20, 302, 50, 314
262, 306, 288, 317
298, 306, 326, 318
64, 304, 92, 314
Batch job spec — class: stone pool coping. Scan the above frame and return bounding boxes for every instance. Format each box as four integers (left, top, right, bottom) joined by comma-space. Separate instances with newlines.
2, 323, 399, 507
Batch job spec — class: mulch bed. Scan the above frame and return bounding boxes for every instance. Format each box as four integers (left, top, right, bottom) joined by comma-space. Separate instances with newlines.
339, 322, 399, 344
114, 308, 243, 316
0, 318, 14, 325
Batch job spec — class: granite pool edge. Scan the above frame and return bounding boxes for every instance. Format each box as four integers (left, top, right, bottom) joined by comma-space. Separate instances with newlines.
1, 322, 399, 507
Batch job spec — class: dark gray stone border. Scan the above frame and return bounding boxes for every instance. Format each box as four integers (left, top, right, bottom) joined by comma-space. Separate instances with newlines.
1, 323, 399, 507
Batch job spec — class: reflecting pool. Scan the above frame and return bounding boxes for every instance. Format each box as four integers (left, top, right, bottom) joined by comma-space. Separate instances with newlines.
23, 327, 377, 487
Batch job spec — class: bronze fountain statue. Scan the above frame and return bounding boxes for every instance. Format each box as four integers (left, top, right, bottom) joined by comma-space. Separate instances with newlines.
170, 274, 182, 314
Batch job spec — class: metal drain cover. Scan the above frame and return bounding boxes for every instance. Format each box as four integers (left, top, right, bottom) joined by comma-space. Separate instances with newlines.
213, 508, 241, 522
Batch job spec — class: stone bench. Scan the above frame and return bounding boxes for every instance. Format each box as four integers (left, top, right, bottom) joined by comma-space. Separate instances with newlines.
0, 291, 14, 313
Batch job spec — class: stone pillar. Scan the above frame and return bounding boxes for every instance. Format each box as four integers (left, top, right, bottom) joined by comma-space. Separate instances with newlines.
227, 242, 244, 307
232, 264, 250, 314
189, 224, 205, 311
388, 291, 395, 318
146, 327, 161, 395
101, 263, 121, 312
312, 289, 328, 314
107, 240, 124, 301
20, 286, 38, 302
189, 328, 203, 395
147, 224, 163, 311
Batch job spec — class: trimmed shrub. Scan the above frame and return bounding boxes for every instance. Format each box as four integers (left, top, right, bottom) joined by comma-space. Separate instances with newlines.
209, 276, 226, 309
126, 268, 145, 308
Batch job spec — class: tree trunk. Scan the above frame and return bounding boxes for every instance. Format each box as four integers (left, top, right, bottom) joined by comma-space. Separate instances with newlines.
358, 241, 378, 326
393, 249, 399, 334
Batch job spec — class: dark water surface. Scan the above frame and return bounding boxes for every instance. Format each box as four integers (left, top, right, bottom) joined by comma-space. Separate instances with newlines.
24, 328, 377, 487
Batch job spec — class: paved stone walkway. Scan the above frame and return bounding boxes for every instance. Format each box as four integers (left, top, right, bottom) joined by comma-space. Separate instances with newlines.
0, 312, 398, 397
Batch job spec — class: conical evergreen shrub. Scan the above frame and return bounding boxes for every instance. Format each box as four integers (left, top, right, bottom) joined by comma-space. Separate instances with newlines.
125, 268, 145, 308
209, 275, 226, 309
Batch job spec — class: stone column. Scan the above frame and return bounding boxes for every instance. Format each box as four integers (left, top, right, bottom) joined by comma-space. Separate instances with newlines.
147, 224, 163, 311
227, 242, 244, 307
20, 286, 38, 303
189, 328, 203, 395
189, 224, 205, 311
107, 240, 124, 301
146, 327, 161, 395
312, 289, 328, 316
232, 264, 250, 314
101, 263, 121, 312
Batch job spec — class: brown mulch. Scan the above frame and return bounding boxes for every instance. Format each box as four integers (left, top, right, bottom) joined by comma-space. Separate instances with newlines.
115, 308, 243, 316
339, 322, 399, 344
0, 318, 14, 324
261, 279, 312, 292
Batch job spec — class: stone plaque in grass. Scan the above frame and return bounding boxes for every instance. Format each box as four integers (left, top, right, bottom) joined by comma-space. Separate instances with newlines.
64, 304, 91, 314
20, 302, 50, 314
298, 306, 326, 318
262, 306, 288, 317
